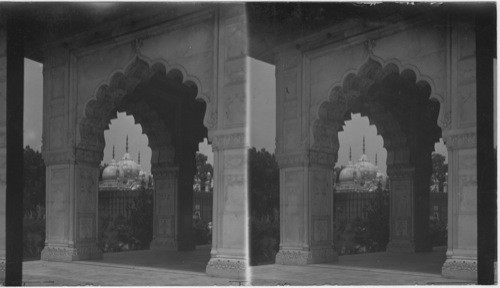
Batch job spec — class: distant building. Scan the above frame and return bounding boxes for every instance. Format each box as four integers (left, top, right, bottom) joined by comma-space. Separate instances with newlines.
335, 137, 388, 193
99, 135, 152, 191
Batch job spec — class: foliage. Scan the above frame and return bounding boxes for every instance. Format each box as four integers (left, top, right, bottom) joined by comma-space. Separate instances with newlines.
128, 187, 154, 249
432, 153, 448, 192
193, 217, 210, 245
250, 213, 280, 265
23, 146, 46, 260
98, 188, 153, 252
333, 187, 390, 255
429, 218, 447, 247
249, 148, 280, 218
23, 214, 45, 260
248, 147, 280, 265
195, 152, 214, 191
23, 146, 45, 218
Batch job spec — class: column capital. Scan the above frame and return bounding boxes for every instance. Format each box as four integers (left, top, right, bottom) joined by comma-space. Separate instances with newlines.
443, 128, 477, 150
74, 147, 102, 166
386, 165, 415, 180
42, 149, 75, 166
210, 131, 246, 151
151, 165, 179, 178
276, 149, 336, 169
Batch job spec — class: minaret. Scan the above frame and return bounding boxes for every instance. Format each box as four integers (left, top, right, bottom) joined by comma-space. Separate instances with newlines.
138, 151, 141, 164
112, 145, 115, 160
126, 135, 129, 153
363, 136, 366, 154
349, 146, 352, 162
375, 153, 378, 166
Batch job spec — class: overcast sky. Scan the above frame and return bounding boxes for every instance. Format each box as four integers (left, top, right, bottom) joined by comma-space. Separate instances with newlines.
24, 57, 446, 174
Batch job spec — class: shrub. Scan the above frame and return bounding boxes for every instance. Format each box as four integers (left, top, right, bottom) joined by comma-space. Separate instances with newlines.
429, 218, 447, 247
193, 217, 210, 245
250, 212, 279, 265
333, 189, 390, 255
23, 216, 45, 260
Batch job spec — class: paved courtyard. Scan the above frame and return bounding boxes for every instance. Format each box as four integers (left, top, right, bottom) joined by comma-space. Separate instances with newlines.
21, 245, 475, 286
251, 248, 474, 285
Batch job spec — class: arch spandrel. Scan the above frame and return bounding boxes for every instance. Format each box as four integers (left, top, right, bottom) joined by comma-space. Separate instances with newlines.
77, 56, 214, 158
312, 56, 442, 167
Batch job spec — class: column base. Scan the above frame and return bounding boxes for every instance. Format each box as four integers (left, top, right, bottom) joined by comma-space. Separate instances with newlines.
442, 257, 477, 281
206, 257, 247, 280
150, 238, 178, 251
386, 239, 415, 253
0, 257, 5, 283
275, 247, 337, 265
41, 244, 102, 262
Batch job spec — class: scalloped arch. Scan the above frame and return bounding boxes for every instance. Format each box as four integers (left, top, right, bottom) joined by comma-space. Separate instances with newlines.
78, 55, 211, 161
312, 56, 442, 167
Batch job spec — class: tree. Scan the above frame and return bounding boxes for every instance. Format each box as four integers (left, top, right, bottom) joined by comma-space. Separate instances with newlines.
195, 152, 213, 191
23, 146, 45, 218
249, 147, 280, 265
248, 147, 279, 219
431, 153, 448, 192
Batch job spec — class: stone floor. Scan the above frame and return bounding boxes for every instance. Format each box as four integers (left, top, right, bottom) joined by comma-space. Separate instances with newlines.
250, 247, 474, 285
21, 245, 475, 286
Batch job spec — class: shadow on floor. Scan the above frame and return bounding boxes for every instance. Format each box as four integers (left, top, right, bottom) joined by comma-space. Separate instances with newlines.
316, 246, 447, 275
82, 244, 211, 273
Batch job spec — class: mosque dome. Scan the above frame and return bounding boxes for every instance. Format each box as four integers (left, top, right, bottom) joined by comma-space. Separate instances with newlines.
339, 161, 356, 182
102, 160, 118, 180
335, 136, 388, 193
99, 136, 150, 190
355, 154, 378, 182
117, 152, 141, 179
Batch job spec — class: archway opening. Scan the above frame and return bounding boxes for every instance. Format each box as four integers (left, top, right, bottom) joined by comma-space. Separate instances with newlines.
98, 112, 153, 253
310, 58, 443, 273
41, 58, 211, 273
333, 113, 389, 255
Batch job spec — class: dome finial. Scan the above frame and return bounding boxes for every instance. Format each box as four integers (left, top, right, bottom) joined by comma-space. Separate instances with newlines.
126, 135, 129, 153
349, 146, 352, 161
112, 145, 115, 160
363, 136, 365, 154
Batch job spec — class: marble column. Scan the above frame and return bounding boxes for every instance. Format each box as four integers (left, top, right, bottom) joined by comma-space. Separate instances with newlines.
205, 4, 249, 279
41, 47, 101, 261
441, 129, 477, 280
440, 17, 477, 281
274, 48, 336, 265
150, 162, 180, 250
205, 132, 248, 279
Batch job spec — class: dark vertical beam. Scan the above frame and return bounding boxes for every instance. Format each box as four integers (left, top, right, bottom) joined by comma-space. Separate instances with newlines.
5, 14, 24, 286
476, 3, 497, 285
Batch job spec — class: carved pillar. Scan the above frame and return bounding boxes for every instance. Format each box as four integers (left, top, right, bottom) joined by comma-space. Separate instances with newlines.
440, 18, 478, 281
41, 48, 101, 261
274, 48, 337, 265
0, 26, 6, 279
205, 4, 248, 279
441, 131, 477, 280
150, 157, 180, 250
386, 147, 434, 253
41, 149, 102, 261
205, 132, 248, 279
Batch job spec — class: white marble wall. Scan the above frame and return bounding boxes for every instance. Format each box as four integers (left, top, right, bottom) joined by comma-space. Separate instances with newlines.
274, 16, 478, 280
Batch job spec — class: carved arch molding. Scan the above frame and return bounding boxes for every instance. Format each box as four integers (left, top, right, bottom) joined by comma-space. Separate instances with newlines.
312, 57, 442, 168
77, 56, 208, 165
